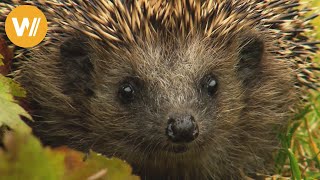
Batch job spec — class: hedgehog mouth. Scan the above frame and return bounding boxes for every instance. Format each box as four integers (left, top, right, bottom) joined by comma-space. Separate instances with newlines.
161, 142, 198, 154
166, 144, 189, 153
136, 138, 202, 154
161, 140, 205, 154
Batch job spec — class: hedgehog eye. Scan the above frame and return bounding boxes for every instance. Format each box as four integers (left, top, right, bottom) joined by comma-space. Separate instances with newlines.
118, 83, 135, 103
202, 75, 218, 96
118, 77, 143, 104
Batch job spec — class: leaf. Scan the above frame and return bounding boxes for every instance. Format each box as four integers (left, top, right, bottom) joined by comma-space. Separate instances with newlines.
0, 132, 64, 180
274, 149, 288, 174
58, 148, 139, 180
0, 132, 65, 180
0, 75, 26, 97
0, 132, 139, 180
288, 148, 301, 180
0, 74, 31, 133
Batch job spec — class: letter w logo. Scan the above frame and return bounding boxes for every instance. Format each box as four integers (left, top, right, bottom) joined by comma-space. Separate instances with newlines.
12, 18, 41, 37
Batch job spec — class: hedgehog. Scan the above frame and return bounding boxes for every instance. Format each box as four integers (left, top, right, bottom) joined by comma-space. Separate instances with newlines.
0, 0, 319, 179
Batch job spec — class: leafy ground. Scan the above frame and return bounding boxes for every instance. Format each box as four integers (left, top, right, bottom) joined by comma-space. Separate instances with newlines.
0, 1, 320, 179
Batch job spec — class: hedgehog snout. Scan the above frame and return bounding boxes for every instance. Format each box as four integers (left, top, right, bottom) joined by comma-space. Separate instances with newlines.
166, 114, 199, 143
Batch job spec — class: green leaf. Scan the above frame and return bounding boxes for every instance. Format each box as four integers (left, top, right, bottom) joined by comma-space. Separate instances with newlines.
0, 74, 31, 133
0, 132, 65, 180
275, 149, 288, 174
0, 132, 139, 180
0, 75, 27, 98
64, 149, 139, 180
288, 148, 301, 180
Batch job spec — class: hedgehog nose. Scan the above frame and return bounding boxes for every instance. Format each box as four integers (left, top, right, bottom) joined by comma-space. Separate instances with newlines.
166, 115, 199, 143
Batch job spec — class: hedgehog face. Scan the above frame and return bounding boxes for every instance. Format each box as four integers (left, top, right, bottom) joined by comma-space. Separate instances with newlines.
53, 31, 290, 178
85, 36, 240, 153
60, 32, 275, 157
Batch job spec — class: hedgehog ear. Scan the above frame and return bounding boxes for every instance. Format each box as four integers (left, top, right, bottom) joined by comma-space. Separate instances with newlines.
236, 35, 265, 83
60, 38, 94, 96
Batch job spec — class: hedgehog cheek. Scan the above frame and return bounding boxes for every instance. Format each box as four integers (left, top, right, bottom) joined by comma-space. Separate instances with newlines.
236, 35, 265, 85
60, 38, 95, 97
